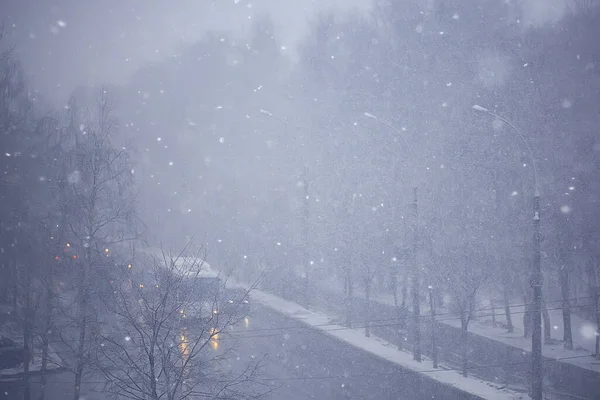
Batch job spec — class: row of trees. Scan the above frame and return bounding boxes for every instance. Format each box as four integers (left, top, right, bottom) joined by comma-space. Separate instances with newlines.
0, 30, 264, 399
111, 0, 600, 373
0, 29, 134, 394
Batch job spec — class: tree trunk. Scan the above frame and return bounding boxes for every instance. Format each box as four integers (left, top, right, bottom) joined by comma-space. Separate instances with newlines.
411, 187, 421, 362
588, 258, 598, 320
302, 170, 310, 310
542, 295, 552, 342
469, 298, 477, 321
490, 296, 496, 328
345, 266, 353, 327
39, 283, 54, 400
10, 256, 18, 312
503, 277, 514, 333
559, 265, 573, 349
429, 289, 438, 368
594, 287, 599, 359
22, 282, 32, 400
73, 300, 87, 400
343, 272, 348, 296
148, 343, 159, 400
377, 266, 385, 292
524, 303, 533, 338
73, 261, 89, 400
364, 278, 371, 338
390, 271, 404, 351
461, 315, 468, 378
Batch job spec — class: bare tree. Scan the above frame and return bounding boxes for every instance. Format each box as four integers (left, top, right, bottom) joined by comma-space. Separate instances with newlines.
359, 250, 378, 338
15, 225, 44, 400
333, 193, 359, 328
387, 215, 410, 351
299, 167, 311, 309
358, 216, 385, 338
444, 241, 489, 378
50, 88, 138, 400
0, 28, 33, 312
0, 31, 60, 400
96, 245, 268, 400
34, 111, 76, 399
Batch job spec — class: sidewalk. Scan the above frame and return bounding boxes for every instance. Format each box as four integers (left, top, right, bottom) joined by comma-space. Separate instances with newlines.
315, 276, 600, 375
306, 276, 599, 399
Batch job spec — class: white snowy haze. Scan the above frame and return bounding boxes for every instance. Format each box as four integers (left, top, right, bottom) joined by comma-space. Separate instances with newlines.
1, 0, 599, 398
1, 0, 581, 103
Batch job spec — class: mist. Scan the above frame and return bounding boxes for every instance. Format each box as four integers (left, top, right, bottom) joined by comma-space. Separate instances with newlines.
1, 1, 599, 399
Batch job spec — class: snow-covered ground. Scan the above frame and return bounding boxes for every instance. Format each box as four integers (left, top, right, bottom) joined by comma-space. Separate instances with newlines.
314, 276, 600, 374
245, 287, 527, 400
0, 316, 63, 380
0, 345, 63, 379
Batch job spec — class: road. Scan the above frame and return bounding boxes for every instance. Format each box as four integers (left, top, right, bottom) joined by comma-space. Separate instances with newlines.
216, 304, 419, 400
1, 304, 419, 400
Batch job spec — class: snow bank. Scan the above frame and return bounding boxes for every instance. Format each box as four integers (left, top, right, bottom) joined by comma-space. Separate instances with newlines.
317, 276, 600, 374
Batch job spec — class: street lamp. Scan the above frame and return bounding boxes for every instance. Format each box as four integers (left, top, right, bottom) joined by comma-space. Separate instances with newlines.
363, 113, 409, 148
472, 104, 542, 400
363, 112, 422, 363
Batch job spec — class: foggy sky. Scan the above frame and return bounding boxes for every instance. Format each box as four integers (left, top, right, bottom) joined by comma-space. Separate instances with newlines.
2, 0, 578, 104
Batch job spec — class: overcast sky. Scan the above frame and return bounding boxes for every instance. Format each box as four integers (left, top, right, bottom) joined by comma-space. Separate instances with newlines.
2, 0, 576, 104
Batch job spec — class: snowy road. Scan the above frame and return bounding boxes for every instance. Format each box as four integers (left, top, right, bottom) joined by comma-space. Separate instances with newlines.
220, 304, 420, 400
1, 304, 420, 400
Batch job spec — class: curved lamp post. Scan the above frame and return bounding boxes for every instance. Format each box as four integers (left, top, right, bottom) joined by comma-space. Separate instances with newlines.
259, 109, 288, 136
472, 104, 542, 400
